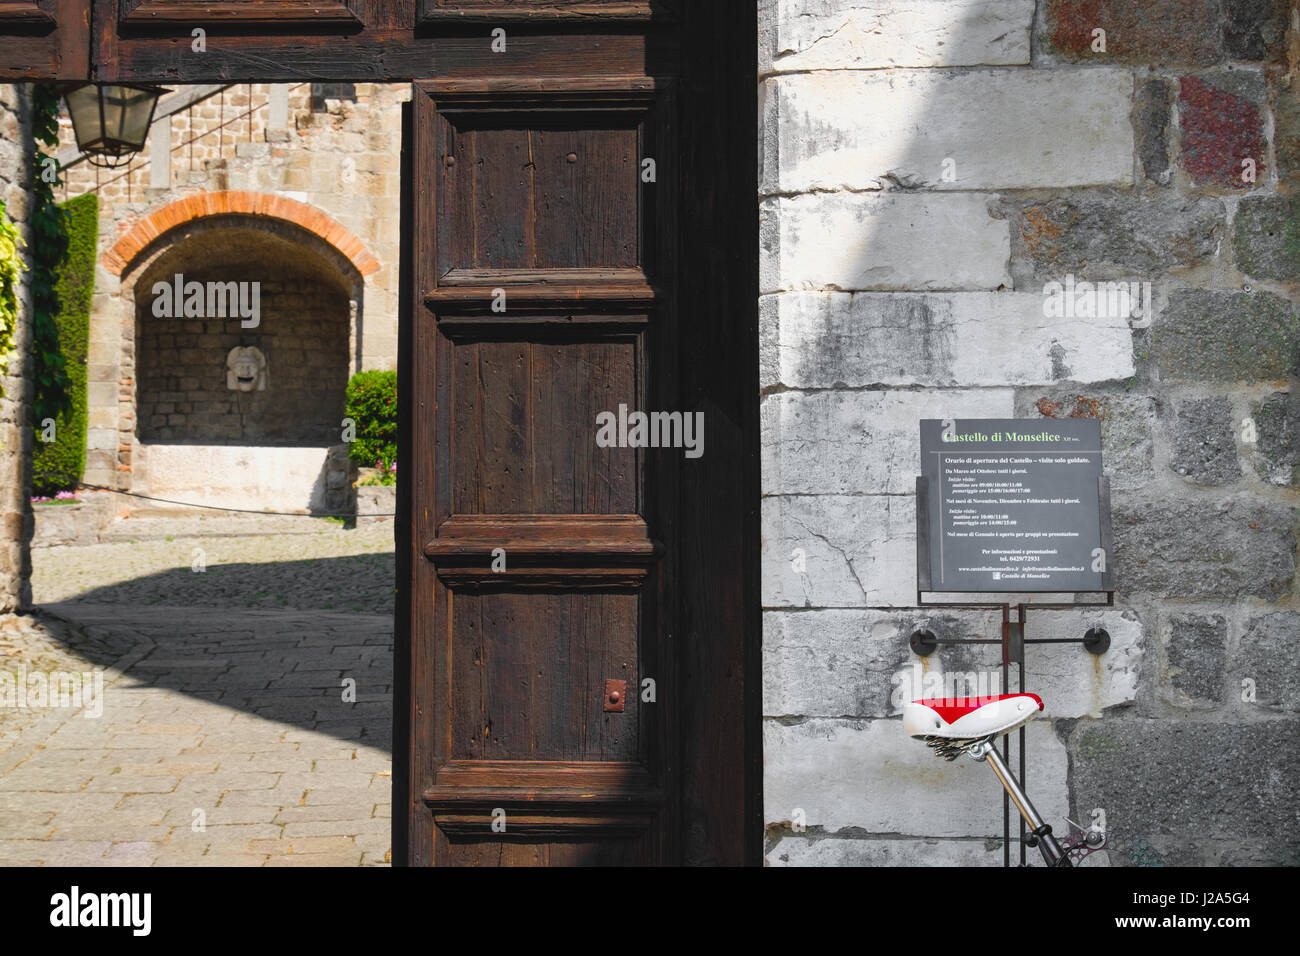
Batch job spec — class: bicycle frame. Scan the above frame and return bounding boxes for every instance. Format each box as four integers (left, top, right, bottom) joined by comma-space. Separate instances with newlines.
966, 739, 1071, 867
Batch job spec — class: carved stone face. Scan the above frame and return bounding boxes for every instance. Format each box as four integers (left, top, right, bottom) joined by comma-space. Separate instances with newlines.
226, 346, 267, 392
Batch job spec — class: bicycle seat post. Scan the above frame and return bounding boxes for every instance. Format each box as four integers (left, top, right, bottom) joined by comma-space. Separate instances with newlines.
968, 739, 1071, 867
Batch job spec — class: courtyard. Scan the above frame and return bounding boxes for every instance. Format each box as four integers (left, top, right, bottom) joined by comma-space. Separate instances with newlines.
0, 517, 394, 866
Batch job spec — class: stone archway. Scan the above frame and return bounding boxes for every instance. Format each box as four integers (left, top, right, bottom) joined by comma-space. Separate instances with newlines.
100, 206, 375, 514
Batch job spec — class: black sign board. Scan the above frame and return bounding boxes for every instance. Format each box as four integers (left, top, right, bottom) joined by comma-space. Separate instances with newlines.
918, 419, 1111, 593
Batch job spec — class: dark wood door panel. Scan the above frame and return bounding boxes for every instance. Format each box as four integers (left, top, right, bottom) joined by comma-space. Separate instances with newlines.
447, 589, 641, 761
440, 122, 639, 272
0, 0, 87, 79
448, 335, 640, 515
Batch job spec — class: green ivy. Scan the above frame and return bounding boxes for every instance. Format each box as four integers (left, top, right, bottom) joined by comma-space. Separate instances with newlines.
32, 192, 97, 495
344, 369, 398, 470
30, 82, 72, 426
0, 199, 21, 391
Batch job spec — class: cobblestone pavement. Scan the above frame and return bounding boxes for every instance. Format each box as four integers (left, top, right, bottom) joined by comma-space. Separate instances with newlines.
34, 519, 396, 615
0, 519, 395, 866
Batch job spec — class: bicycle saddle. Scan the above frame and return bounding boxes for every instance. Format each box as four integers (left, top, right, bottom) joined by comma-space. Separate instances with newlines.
903, 693, 1043, 740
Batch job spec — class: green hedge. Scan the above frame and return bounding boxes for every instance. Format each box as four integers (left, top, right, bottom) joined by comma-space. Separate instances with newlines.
32, 192, 96, 496
345, 369, 397, 470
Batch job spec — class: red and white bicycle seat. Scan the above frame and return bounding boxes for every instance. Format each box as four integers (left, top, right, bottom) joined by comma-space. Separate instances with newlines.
903, 693, 1043, 740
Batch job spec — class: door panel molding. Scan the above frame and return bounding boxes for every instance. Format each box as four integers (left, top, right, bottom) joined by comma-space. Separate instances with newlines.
118, 0, 361, 24
0, 0, 55, 25
416, 0, 674, 24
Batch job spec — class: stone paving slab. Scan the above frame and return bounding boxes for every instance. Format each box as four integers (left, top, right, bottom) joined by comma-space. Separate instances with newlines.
0, 603, 393, 866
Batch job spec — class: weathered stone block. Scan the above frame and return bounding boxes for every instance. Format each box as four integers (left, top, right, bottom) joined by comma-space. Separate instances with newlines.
761, 69, 1131, 194
1013, 389, 1157, 490
766, 835, 1005, 867
1162, 613, 1227, 703
760, 193, 1011, 293
1232, 613, 1300, 710
1151, 290, 1300, 383
760, 292, 1134, 389
759, 0, 1034, 72
760, 388, 1015, 495
1232, 195, 1300, 281
763, 606, 1141, 720
1169, 396, 1242, 485
1179, 73, 1266, 190
764, 716, 1069, 836
1248, 391, 1298, 486
1113, 498, 1296, 599
1222, 0, 1291, 61
1274, 79, 1300, 190
1069, 718, 1300, 864
1005, 191, 1223, 281
1133, 78, 1172, 185
762, 495, 917, 607
1044, 0, 1221, 64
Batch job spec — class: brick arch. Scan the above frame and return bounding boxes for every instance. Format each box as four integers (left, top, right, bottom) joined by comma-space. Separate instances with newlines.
101, 190, 381, 278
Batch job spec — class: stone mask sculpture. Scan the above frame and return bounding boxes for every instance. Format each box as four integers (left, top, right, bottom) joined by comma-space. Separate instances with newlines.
226, 345, 268, 392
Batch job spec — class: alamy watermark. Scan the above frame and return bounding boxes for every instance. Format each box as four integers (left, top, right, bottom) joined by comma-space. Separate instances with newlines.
151, 272, 260, 328
596, 404, 704, 459
0, 665, 105, 718
1042, 274, 1151, 328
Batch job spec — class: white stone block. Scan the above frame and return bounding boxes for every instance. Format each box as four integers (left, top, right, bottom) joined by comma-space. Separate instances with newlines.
139, 444, 338, 513
760, 0, 1035, 73
760, 387, 1015, 495
762, 495, 918, 607
761, 193, 1012, 293
766, 835, 1005, 866
763, 717, 1069, 836
763, 69, 1133, 194
760, 292, 1136, 388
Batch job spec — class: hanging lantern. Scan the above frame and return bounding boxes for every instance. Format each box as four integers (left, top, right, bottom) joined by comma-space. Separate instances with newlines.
62, 83, 170, 169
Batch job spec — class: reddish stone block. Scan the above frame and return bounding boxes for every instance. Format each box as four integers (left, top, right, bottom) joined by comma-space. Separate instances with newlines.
1179, 74, 1266, 189
1046, 0, 1222, 64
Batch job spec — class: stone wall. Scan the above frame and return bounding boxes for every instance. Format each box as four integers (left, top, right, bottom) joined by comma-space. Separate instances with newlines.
761, 0, 1300, 866
0, 84, 31, 612
55, 82, 405, 490
137, 276, 349, 444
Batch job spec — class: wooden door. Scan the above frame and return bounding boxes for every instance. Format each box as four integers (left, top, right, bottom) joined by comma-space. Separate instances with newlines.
0, 0, 759, 866
395, 7, 758, 866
